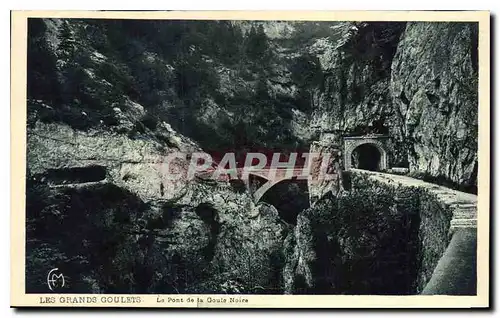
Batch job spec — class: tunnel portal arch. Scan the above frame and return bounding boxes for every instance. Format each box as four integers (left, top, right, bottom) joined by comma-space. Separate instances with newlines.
343, 135, 390, 171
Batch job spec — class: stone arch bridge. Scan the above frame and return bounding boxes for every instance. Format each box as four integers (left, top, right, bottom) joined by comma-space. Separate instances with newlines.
242, 168, 307, 203
217, 135, 393, 203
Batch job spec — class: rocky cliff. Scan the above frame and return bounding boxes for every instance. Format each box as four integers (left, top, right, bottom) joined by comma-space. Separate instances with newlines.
390, 22, 478, 188
28, 19, 478, 188
26, 119, 289, 293
307, 22, 478, 190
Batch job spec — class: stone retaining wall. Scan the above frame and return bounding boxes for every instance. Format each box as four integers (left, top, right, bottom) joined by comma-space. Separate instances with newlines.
352, 169, 477, 295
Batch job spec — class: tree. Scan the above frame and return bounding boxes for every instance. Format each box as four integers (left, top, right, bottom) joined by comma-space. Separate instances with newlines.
245, 24, 270, 61
290, 54, 323, 112
57, 21, 78, 63
27, 19, 59, 103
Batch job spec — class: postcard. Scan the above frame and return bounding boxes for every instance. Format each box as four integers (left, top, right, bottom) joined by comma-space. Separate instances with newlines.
10, 10, 490, 308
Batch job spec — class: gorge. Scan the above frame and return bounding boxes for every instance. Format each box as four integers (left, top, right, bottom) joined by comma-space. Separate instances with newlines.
25, 18, 478, 295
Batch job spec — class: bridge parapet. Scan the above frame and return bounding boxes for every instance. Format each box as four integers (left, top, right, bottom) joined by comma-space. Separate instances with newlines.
351, 169, 477, 231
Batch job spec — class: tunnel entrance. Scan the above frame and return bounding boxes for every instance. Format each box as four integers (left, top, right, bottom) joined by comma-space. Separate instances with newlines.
343, 135, 389, 171
351, 144, 381, 171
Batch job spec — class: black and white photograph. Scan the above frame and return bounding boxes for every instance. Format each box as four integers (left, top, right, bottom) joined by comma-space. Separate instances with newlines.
10, 10, 489, 308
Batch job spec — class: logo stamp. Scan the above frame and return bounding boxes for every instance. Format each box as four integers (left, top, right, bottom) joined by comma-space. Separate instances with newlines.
47, 268, 65, 291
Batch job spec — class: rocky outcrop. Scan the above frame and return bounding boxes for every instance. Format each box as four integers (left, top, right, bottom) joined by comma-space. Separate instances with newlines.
25, 181, 222, 293
283, 181, 420, 295
353, 169, 477, 294
307, 133, 344, 204
26, 118, 287, 293
309, 22, 405, 135
283, 169, 477, 295
390, 22, 478, 188
308, 22, 478, 188
27, 118, 197, 202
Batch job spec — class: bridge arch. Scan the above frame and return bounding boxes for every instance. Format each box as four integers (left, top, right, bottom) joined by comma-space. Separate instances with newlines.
255, 178, 289, 203
241, 168, 308, 203
257, 177, 309, 224
343, 135, 389, 171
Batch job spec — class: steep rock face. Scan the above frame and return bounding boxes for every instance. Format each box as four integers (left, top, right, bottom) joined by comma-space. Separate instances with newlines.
390, 22, 478, 188
283, 183, 421, 295
307, 22, 478, 188
309, 23, 405, 135
26, 181, 221, 293
207, 201, 288, 293
282, 211, 316, 294
284, 170, 477, 295
307, 135, 344, 204
27, 119, 198, 202
27, 119, 287, 293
